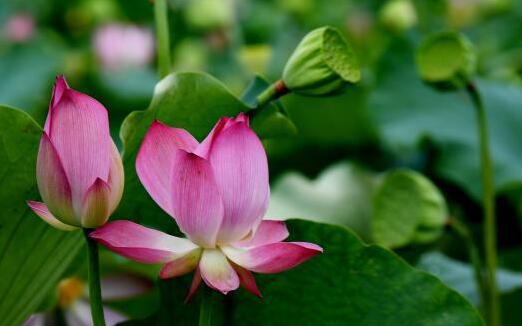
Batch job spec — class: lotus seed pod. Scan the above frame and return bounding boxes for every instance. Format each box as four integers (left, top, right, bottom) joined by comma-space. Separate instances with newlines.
282, 26, 361, 96
416, 31, 476, 90
372, 169, 448, 248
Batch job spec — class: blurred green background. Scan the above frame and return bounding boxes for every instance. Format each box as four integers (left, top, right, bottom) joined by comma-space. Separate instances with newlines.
2, 0, 522, 324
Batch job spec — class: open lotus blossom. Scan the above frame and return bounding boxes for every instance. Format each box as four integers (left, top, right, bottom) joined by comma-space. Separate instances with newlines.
91, 113, 322, 297
27, 76, 124, 230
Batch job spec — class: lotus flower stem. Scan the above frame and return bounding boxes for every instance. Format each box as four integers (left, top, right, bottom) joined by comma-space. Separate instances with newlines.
199, 287, 213, 326
255, 80, 289, 108
83, 229, 106, 326
450, 217, 487, 313
466, 82, 499, 326
154, 0, 171, 78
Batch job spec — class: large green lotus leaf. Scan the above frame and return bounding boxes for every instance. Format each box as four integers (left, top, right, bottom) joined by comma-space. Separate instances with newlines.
0, 105, 82, 326
370, 39, 522, 199
419, 249, 522, 326
418, 251, 522, 307
120, 220, 483, 325
116, 72, 250, 231
233, 220, 483, 325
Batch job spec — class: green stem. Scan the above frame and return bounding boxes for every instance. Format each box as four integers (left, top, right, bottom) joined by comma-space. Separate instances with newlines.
154, 0, 171, 78
450, 218, 487, 312
255, 80, 289, 108
466, 82, 500, 326
158, 279, 175, 324
199, 287, 213, 326
83, 229, 106, 326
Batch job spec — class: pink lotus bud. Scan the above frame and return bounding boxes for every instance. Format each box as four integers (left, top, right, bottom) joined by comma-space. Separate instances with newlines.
93, 23, 154, 71
91, 114, 322, 297
4, 13, 35, 43
27, 76, 124, 230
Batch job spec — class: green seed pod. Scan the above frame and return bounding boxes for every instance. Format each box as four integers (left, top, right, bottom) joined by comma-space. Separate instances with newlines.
282, 26, 361, 96
416, 31, 476, 90
372, 169, 448, 248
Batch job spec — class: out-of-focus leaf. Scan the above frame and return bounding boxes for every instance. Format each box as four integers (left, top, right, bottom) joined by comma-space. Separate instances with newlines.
251, 103, 298, 139
267, 162, 376, 239
119, 220, 483, 325
0, 37, 65, 122
501, 288, 522, 326
282, 85, 377, 146
418, 252, 522, 306
116, 72, 250, 232
0, 105, 82, 326
411, 0, 447, 31
262, 84, 378, 177
370, 39, 522, 199
372, 169, 448, 248
269, 164, 447, 247
96, 68, 157, 111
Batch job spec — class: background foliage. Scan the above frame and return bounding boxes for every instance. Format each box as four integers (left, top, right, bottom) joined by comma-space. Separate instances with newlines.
1, 0, 522, 324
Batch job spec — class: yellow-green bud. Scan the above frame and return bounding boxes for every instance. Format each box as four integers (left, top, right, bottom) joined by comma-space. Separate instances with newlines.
416, 31, 476, 90
239, 45, 272, 76
282, 26, 361, 96
185, 0, 234, 31
379, 0, 417, 33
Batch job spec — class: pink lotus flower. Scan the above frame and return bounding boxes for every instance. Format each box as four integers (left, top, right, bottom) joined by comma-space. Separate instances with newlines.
93, 23, 154, 71
27, 76, 124, 230
91, 114, 322, 297
4, 13, 35, 43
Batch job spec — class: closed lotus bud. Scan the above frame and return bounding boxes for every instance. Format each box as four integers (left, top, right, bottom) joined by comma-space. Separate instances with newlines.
416, 31, 476, 90
27, 76, 124, 230
282, 26, 361, 96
